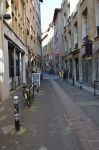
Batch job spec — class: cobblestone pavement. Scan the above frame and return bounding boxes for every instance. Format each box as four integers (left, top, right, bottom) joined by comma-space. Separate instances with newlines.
55, 79, 99, 150
0, 76, 99, 150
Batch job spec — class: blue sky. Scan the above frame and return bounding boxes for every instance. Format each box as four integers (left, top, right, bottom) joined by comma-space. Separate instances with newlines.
41, 0, 79, 32
41, 0, 62, 32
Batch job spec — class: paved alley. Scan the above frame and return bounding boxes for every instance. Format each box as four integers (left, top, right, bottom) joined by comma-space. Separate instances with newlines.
0, 76, 99, 150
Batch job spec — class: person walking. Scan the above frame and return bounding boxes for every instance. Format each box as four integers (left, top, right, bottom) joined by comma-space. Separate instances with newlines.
59, 70, 62, 81
61, 69, 64, 81
63, 69, 66, 80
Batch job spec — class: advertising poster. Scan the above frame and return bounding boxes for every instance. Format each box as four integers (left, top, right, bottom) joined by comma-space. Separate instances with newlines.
32, 73, 40, 87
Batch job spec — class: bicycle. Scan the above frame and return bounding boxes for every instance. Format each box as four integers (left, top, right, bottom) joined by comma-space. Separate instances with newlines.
22, 83, 34, 107
36, 80, 39, 93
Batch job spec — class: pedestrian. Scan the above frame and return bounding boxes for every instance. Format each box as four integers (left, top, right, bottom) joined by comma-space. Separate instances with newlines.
59, 69, 63, 81
63, 69, 66, 80
66, 67, 69, 79
61, 69, 64, 81
59, 71, 62, 80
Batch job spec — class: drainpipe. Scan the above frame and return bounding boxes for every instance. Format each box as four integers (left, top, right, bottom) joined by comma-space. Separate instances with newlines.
13, 48, 16, 90
19, 52, 22, 84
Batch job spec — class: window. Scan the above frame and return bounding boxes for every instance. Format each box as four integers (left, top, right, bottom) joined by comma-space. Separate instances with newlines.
65, 37, 68, 53
68, 31, 71, 51
82, 9, 88, 40
74, 22, 78, 48
95, 0, 99, 36
16, 58, 20, 76
15, 18, 17, 33
8, 45, 14, 77
63, 12, 67, 27
6, 0, 10, 9
12, 13, 14, 29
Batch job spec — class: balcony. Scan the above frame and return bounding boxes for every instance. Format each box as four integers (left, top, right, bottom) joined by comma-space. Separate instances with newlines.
96, 26, 99, 37
71, 48, 80, 55
82, 41, 92, 57
83, 35, 89, 42
85, 42, 92, 57
74, 43, 78, 49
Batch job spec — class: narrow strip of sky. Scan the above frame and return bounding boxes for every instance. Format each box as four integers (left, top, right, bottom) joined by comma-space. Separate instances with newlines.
41, 0, 79, 32
70, 0, 79, 14
41, 0, 62, 33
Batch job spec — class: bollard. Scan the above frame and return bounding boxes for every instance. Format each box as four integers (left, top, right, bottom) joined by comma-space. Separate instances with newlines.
94, 81, 96, 96
36, 80, 39, 93
32, 83, 34, 97
72, 76, 74, 86
37, 83, 39, 93
13, 96, 20, 131
79, 78, 82, 89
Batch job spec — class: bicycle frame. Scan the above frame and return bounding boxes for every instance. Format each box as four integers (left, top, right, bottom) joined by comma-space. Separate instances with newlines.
22, 84, 34, 107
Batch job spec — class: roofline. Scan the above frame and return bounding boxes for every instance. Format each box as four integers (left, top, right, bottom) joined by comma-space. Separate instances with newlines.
53, 8, 61, 24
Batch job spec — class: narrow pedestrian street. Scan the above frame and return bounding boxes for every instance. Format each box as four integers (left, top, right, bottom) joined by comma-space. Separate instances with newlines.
0, 75, 99, 150
0, 0, 99, 149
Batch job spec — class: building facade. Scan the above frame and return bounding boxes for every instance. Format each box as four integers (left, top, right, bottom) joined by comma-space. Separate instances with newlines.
0, 0, 42, 101
42, 24, 54, 73
53, 8, 63, 73
32, 0, 42, 71
61, 0, 99, 89
25, 0, 42, 81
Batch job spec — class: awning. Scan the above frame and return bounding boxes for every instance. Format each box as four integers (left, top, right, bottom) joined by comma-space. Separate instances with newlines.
4, 34, 25, 55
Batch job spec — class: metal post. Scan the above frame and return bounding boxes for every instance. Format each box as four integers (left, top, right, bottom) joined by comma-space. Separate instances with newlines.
72, 75, 74, 86
19, 52, 22, 85
29, 85, 31, 105
13, 48, 16, 90
79, 77, 82, 89
37, 80, 39, 93
94, 81, 96, 96
32, 83, 34, 99
13, 96, 20, 131
0, 15, 3, 101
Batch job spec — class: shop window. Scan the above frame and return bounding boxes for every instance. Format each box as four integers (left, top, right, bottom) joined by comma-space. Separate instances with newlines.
9, 47, 14, 77
16, 59, 20, 76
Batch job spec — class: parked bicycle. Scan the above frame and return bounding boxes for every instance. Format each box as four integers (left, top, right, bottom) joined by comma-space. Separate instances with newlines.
36, 80, 39, 93
22, 83, 35, 107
